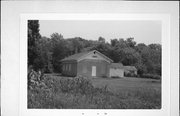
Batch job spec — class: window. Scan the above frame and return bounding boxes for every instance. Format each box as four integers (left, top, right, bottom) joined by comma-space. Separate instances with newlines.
63, 65, 65, 71
64, 64, 71, 71
69, 64, 71, 71
65, 64, 67, 71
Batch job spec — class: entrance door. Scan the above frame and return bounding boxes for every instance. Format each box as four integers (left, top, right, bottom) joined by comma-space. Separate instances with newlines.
92, 66, 96, 77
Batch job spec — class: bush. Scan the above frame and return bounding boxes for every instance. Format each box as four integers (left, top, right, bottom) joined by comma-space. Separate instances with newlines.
102, 75, 108, 78
124, 72, 137, 77
141, 73, 161, 80
111, 76, 121, 78
28, 71, 161, 109
52, 76, 94, 94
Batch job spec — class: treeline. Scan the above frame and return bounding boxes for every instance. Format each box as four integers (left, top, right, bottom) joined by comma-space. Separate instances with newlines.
28, 20, 161, 76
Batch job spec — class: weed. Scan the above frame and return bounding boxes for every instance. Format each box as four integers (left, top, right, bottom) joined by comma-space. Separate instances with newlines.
28, 71, 161, 109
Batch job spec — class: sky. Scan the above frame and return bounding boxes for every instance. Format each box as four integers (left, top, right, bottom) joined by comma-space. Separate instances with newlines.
39, 20, 161, 45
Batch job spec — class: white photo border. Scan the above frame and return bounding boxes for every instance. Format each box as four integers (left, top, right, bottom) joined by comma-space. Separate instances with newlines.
20, 13, 170, 116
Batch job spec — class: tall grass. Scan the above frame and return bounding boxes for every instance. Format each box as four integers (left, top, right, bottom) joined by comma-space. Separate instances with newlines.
28, 72, 161, 109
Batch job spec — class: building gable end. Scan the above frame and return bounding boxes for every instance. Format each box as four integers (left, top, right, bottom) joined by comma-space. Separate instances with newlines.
77, 50, 113, 63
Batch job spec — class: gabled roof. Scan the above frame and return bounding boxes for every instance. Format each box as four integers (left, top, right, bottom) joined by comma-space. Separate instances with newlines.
61, 51, 89, 62
61, 50, 113, 63
124, 66, 137, 71
110, 63, 124, 69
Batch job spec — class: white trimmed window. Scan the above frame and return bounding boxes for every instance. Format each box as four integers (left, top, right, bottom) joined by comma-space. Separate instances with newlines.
65, 64, 67, 71
69, 64, 71, 71
67, 64, 69, 71
63, 65, 65, 71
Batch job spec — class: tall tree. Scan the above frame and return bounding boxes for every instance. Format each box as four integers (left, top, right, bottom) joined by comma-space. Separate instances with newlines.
28, 20, 41, 68
70, 37, 84, 54
126, 37, 136, 48
110, 39, 119, 47
98, 36, 106, 43
36, 36, 53, 73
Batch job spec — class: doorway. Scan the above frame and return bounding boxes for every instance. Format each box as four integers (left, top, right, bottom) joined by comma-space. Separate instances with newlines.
92, 66, 96, 77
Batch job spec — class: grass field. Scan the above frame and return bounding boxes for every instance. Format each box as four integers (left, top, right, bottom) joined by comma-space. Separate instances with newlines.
28, 74, 161, 109
92, 77, 161, 93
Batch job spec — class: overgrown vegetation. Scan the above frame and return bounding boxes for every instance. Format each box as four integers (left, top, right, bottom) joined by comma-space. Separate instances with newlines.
28, 71, 161, 109
28, 20, 161, 78
141, 73, 161, 80
111, 76, 122, 78
124, 73, 137, 77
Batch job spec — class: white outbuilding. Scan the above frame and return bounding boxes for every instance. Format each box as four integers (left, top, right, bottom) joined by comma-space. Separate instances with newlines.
109, 63, 124, 78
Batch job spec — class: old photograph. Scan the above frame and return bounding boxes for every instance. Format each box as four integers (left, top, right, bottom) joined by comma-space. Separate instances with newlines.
27, 20, 161, 109
1, 0, 179, 116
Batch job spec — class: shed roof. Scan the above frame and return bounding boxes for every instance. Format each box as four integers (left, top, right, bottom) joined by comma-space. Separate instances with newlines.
110, 63, 124, 69
61, 50, 113, 63
124, 66, 137, 71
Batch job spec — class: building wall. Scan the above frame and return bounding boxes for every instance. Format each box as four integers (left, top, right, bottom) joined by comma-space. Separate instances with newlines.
77, 59, 110, 78
109, 68, 124, 77
61, 61, 77, 77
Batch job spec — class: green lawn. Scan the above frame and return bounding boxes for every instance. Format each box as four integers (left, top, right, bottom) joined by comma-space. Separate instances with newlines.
28, 74, 161, 109
91, 77, 161, 93
47, 74, 161, 94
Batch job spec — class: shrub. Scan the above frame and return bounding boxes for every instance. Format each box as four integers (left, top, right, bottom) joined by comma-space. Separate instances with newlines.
141, 73, 161, 80
102, 75, 108, 78
28, 71, 161, 109
111, 76, 121, 78
124, 72, 137, 77
53, 76, 94, 94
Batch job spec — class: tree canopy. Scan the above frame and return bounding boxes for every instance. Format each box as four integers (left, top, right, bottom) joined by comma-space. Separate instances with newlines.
28, 20, 161, 76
